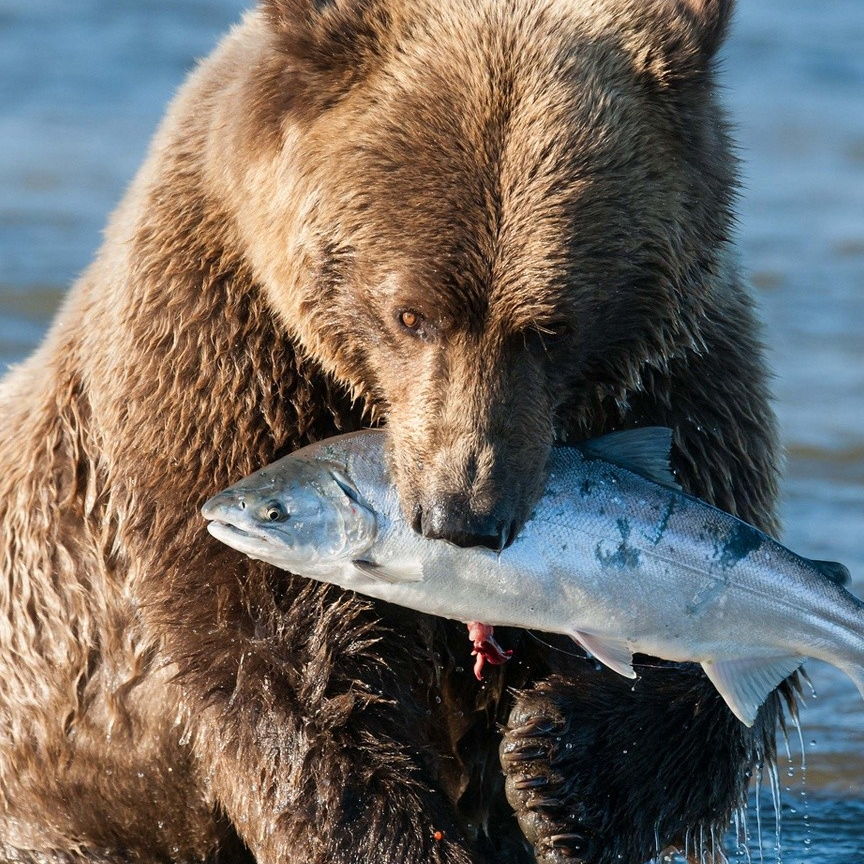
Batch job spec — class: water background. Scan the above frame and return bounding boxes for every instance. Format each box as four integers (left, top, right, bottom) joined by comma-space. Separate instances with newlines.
1, 1, 862, 860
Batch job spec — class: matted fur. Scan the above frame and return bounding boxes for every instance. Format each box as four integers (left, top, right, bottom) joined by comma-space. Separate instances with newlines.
1, 1, 785, 862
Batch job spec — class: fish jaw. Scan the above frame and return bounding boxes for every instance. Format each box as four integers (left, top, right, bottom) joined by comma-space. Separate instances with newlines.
205, 518, 298, 569
202, 489, 313, 571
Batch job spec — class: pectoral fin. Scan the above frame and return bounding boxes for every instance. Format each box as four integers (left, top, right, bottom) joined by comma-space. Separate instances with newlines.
701, 656, 803, 727
352, 559, 424, 584
571, 631, 637, 679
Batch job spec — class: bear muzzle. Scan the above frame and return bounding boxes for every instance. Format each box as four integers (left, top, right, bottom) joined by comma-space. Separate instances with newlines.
412, 491, 517, 552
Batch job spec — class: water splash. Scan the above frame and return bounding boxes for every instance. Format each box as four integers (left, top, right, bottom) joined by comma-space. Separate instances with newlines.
766, 759, 783, 860
799, 668, 817, 703
710, 823, 725, 864
789, 710, 811, 855
753, 756, 765, 864
732, 804, 753, 863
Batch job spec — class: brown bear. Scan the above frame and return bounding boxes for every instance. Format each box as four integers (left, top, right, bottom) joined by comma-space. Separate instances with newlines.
0, 0, 789, 862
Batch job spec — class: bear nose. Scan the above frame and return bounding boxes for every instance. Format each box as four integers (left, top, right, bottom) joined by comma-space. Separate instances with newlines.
413, 494, 514, 551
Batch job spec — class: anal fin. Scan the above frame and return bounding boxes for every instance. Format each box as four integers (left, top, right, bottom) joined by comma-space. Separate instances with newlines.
701, 656, 803, 727
571, 631, 637, 679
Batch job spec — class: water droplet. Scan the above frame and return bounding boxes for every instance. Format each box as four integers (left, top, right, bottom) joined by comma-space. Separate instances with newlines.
753, 759, 764, 864
766, 758, 782, 858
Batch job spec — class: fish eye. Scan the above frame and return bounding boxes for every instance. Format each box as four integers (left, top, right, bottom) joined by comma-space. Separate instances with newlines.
264, 501, 289, 522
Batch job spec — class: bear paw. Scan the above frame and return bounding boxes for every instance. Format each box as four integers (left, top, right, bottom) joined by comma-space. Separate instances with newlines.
501, 666, 784, 864
500, 703, 599, 864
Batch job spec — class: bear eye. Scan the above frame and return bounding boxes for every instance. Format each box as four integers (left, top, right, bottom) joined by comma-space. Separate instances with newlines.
542, 321, 570, 341
398, 309, 423, 333
264, 501, 289, 522
528, 321, 571, 350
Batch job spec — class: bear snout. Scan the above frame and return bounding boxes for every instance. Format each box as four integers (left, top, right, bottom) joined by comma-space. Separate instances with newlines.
383, 363, 553, 553
413, 491, 516, 552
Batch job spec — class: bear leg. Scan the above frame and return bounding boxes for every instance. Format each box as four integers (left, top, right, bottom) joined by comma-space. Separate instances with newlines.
159, 575, 484, 864
501, 665, 784, 864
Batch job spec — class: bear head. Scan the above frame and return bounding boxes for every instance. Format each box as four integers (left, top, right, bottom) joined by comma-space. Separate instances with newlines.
215, 0, 736, 549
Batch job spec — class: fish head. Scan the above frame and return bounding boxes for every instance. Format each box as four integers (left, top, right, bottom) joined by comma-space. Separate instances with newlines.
201, 455, 377, 575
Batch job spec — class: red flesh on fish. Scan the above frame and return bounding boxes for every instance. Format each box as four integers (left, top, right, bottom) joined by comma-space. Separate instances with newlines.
467, 622, 513, 679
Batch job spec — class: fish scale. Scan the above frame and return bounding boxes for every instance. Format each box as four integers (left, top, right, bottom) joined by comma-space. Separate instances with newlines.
202, 427, 862, 727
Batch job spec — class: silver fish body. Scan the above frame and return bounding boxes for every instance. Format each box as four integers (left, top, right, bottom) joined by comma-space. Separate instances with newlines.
202, 428, 863, 726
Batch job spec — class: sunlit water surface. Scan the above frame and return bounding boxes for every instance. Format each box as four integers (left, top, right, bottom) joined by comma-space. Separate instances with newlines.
1, 1, 862, 861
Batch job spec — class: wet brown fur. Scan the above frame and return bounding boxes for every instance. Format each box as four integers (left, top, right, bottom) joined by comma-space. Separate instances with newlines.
0, 1, 785, 862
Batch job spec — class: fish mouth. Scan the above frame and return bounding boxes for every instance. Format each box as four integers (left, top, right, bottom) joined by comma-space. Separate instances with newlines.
207, 519, 255, 542
206, 520, 283, 560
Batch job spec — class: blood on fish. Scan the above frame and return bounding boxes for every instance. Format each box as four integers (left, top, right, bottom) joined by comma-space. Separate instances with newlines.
467, 621, 513, 679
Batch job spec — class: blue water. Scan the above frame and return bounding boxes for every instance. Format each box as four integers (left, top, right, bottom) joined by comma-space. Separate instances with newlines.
1, 2, 862, 861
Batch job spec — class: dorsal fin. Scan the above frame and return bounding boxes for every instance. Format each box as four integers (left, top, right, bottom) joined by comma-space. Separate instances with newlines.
578, 427, 681, 491
810, 559, 851, 587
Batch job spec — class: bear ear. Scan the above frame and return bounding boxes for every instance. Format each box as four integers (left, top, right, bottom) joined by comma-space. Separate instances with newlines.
675, 0, 735, 62
261, 0, 390, 89
633, 0, 735, 84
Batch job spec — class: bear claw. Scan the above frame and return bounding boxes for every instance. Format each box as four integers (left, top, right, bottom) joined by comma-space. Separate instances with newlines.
513, 775, 549, 790
525, 797, 566, 813
541, 832, 594, 862
500, 743, 548, 764
508, 717, 563, 738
